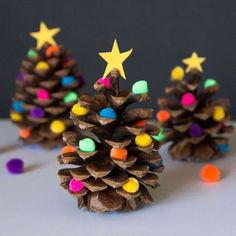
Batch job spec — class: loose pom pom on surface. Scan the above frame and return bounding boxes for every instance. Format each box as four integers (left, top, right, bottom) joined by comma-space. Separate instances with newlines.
6, 158, 24, 174
171, 66, 184, 81
71, 104, 89, 116
200, 164, 221, 183
122, 177, 139, 193
135, 133, 153, 148
99, 107, 117, 119
50, 120, 66, 134
132, 80, 149, 94
79, 138, 96, 152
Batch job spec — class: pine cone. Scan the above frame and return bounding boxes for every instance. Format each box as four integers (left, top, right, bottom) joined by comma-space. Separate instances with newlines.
157, 67, 234, 161
58, 71, 164, 212
10, 44, 84, 148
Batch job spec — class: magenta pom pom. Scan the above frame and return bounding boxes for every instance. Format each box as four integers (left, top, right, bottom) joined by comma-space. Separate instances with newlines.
181, 93, 196, 107
37, 89, 49, 100
69, 178, 84, 193
98, 77, 111, 89
6, 158, 24, 174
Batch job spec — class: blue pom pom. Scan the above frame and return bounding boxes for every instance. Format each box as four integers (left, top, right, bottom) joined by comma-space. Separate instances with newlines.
99, 107, 117, 119
61, 76, 76, 87
149, 160, 163, 170
12, 101, 25, 113
217, 143, 229, 153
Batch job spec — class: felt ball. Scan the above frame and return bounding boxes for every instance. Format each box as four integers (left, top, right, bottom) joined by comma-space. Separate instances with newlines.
63, 57, 72, 65
110, 148, 128, 161
200, 164, 221, 183
156, 110, 171, 122
17, 72, 24, 81
12, 101, 25, 113
99, 107, 117, 119
61, 145, 77, 155
133, 120, 147, 127
19, 129, 30, 139
181, 93, 196, 107
189, 123, 203, 137
204, 78, 217, 89
63, 92, 78, 103
37, 88, 50, 100
171, 66, 184, 80
217, 143, 229, 153
213, 106, 225, 121
6, 158, 24, 174
79, 138, 96, 152
10, 112, 22, 122
71, 104, 89, 116
35, 61, 50, 70
122, 177, 139, 193
135, 133, 152, 148
27, 49, 38, 58
46, 45, 60, 57
97, 77, 111, 89
30, 107, 45, 118
132, 80, 149, 95
50, 120, 66, 134
152, 129, 164, 142
69, 178, 84, 193
61, 76, 76, 87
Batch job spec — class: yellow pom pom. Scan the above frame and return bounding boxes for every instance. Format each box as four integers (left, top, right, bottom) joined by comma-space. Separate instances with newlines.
10, 112, 22, 122
35, 61, 50, 70
50, 120, 66, 134
72, 104, 89, 116
171, 66, 184, 81
135, 133, 153, 148
213, 106, 225, 121
122, 177, 139, 193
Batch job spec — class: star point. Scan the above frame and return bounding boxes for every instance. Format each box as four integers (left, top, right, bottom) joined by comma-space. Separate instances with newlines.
99, 39, 133, 79
30, 22, 60, 49
182, 52, 206, 72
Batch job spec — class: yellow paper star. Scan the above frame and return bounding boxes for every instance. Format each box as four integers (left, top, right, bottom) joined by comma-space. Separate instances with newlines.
182, 52, 206, 72
30, 22, 60, 49
99, 39, 133, 79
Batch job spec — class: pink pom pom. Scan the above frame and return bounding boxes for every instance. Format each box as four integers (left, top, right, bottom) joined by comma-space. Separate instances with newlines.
98, 77, 111, 89
37, 89, 49, 100
181, 93, 196, 107
69, 178, 84, 193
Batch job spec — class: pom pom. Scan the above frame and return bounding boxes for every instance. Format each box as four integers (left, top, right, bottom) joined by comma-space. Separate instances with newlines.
35, 61, 50, 70
204, 78, 218, 89
12, 101, 25, 113
63, 92, 78, 103
213, 106, 225, 121
133, 120, 147, 127
71, 104, 89, 116
61, 146, 77, 155
46, 45, 60, 57
189, 123, 203, 137
37, 89, 49, 100
152, 128, 164, 142
216, 143, 229, 153
6, 158, 24, 174
132, 80, 149, 95
79, 138, 96, 152
10, 112, 22, 122
98, 77, 111, 89
50, 120, 66, 134
110, 148, 128, 161
19, 129, 30, 139
27, 49, 38, 58
69, 178, 84, 193
171, 66, 184, 80
156, 110, 171, 122
200, 164, 221, 183
61, 76, 76, 87
135, 133, 152, 148
181, 93, 196, 107
99, 107, 117, 119
16, 72, 24, 81
30, 107, 45, 118
122, 177, 139, 193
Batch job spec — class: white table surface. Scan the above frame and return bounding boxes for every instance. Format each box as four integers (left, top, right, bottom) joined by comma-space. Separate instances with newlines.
1, 119, 236, 236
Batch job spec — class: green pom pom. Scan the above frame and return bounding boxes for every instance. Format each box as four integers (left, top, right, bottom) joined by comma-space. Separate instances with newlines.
79, 138, 96, 152
153, 128, 164, 142
132, 80, 149, 95
63, 92, 78, 103
204, 79, 217, 89
27, 49, 38, 58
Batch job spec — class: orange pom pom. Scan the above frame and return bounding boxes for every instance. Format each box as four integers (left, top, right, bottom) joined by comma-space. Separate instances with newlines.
110, 148, 128, 161
46, 45, 60, 57
19, 129, 30, 139
156, 110, 171, 122
200, 164, 221, 183
134, 120, 147, 127
61, 145, 77, 155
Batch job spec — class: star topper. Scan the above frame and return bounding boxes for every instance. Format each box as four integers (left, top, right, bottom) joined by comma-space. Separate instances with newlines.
30, 21, 60, 49
99, 39, 133, 79
182, 52, 206, 72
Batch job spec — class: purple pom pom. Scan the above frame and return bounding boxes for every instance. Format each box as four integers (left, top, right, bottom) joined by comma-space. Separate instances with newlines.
189, 123, 203, 137
17, 72, 24, 81
30, 107, 45, 118
6, 159, 24, 174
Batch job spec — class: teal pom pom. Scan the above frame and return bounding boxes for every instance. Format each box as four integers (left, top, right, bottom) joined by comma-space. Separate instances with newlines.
204, 78, 218, 89
79, 138, 96, 152
27, 49, 38, 58
217, 143, 229, 153
63, 92, 78, 103
132, 80, 149, 94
